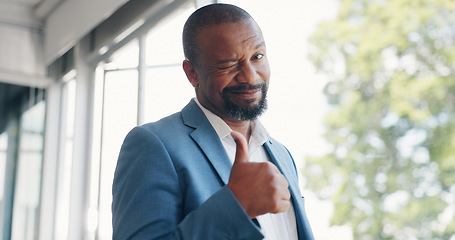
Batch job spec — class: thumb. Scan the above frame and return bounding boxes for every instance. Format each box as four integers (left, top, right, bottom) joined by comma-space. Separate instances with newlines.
231, 131, 249, 164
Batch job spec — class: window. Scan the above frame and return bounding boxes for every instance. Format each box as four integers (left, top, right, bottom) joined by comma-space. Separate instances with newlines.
144, 5, 195, 123
90, 40, 139, 240
98, 69, 139, 240
10, 101, 46, 240
89, 4, 197, 239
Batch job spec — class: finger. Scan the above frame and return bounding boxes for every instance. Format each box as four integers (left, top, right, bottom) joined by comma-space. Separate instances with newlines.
275, 175, 290, 200
278, 174, 289, 189
271, 164, 282, 174
272, 199, 291, 214
231, 131, 249, 164
281, 188, 291, 201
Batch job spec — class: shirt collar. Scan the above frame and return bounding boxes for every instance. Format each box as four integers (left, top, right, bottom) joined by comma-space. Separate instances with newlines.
194, 97, 269, 145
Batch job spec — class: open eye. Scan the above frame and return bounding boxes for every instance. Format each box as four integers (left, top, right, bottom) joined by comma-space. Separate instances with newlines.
253, 54, 264, 60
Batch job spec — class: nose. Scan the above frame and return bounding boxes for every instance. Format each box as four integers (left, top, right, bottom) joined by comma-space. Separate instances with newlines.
235, 61, 259, 84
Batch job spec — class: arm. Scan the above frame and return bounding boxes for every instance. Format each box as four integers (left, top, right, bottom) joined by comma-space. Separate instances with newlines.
112, 126, 263, 240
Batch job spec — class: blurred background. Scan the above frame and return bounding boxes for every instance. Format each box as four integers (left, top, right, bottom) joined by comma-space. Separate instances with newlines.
0, 0, 454, 239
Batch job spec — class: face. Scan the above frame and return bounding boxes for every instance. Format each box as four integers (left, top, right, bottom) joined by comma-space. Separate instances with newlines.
183, 19, 271, 122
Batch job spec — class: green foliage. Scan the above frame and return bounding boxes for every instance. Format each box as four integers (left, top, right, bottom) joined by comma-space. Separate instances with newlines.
305, 0, 455, 239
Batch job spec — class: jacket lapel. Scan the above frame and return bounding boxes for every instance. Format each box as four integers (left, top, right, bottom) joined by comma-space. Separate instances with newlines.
264, 138, 314, 240
263, 138, 300, 202
181, 99, 232, 185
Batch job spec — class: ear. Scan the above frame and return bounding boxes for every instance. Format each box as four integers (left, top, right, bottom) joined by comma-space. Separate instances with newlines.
183, 60, 199, 88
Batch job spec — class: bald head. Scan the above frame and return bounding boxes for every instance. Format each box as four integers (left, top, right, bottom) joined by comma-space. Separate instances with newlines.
182, 4, 255, 67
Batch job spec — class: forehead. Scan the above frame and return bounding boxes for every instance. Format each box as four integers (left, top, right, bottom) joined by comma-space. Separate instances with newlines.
196, 19, 265, 55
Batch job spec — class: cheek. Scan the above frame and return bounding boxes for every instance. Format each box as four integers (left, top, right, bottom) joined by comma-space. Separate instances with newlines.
259, 68, 271, 85
256, 59, 271, 81
201, 79, 225, 102
209, 76, 233, 94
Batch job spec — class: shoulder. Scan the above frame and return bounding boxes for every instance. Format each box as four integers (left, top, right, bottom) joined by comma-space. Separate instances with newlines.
141, 112, 183, 131
123, 112, 192, 146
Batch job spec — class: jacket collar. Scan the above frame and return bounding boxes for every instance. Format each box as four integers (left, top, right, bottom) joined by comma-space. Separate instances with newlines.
181, 99, 232, 184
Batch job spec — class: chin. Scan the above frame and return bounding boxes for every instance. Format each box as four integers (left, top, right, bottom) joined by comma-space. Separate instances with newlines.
225, 98, 267, 121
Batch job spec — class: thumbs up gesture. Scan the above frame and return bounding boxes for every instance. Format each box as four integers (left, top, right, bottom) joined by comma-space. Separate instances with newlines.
227, 131, 291, 219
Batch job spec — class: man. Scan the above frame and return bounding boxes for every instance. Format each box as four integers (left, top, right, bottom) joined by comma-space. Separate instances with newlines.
112, 3, 314, 240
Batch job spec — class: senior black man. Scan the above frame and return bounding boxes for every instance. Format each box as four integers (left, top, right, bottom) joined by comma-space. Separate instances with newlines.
112, 3, 314, 240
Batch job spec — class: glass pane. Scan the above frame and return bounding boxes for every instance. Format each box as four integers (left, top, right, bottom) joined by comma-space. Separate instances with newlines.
0, 132, 7, 204
302, 0, 455, 237
105, 39, 139, 70
88, 65, 105, 238
65, 80, 76, 137
143, 66, 194, 123
11, 101, 46, 240
0, 132, 6, 238
54, 79, 76, 240
98, 70, 138, 240
146, 5, 195, 66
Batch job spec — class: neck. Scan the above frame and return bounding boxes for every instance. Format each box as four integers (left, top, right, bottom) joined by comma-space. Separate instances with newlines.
193, 96, 253, 142
225, 119, 252, 143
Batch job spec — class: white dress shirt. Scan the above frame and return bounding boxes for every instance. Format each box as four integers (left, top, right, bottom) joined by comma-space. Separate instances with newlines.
195, 98, 298, 240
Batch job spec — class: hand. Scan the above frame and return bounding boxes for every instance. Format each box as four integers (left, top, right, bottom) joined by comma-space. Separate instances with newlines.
227, 131, 291, 219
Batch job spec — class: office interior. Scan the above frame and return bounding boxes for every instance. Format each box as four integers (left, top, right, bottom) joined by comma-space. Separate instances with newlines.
0, 0, 219, 239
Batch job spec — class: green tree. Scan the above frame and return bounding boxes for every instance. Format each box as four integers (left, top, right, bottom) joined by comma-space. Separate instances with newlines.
305, 0, 455, 239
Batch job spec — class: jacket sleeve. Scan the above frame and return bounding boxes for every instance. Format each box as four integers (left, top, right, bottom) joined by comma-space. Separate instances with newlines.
112, 126, 263, 240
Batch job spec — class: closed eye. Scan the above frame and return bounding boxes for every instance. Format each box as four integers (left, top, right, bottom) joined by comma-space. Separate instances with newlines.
217, 63, 238, 70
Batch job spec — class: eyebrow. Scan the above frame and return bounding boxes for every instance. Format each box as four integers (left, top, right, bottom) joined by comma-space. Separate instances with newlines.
254, 42, 266, 50
216, 41, 266, 65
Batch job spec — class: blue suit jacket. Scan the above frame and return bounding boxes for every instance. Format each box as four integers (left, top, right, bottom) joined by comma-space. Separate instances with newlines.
112, 99, 314, 239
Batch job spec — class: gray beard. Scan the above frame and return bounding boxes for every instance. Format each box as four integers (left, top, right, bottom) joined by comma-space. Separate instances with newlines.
222, 83, 268, 121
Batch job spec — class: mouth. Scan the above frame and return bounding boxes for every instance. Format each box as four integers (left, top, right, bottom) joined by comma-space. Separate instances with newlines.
223, 83, 265, 102
228, 88, 262, 100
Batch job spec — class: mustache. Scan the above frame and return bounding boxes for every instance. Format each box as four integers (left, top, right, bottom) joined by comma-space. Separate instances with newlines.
223, 82, 267, 93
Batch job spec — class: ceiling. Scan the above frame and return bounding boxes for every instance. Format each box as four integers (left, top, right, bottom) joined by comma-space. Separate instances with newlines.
0, 0, 63, 25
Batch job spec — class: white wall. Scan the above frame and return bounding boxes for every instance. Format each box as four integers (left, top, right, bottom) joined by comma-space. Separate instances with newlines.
0, 0, 131, 87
